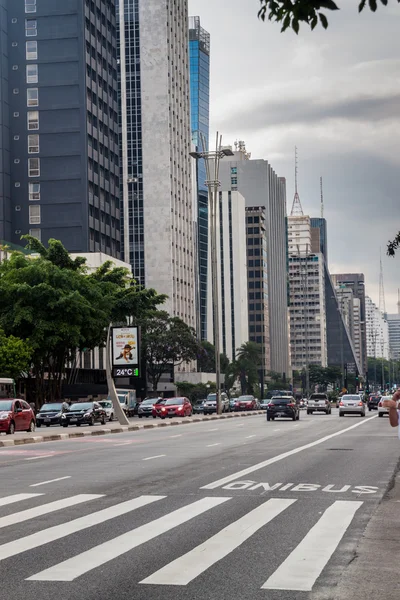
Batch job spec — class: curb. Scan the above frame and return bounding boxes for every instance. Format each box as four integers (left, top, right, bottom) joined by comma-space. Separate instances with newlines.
0, 411, 265, 447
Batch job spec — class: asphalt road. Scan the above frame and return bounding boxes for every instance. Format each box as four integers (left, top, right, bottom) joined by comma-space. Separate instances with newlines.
0, 409, 398, 600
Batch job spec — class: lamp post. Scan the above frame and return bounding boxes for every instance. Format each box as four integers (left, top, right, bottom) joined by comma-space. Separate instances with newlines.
190, 133, 233, 415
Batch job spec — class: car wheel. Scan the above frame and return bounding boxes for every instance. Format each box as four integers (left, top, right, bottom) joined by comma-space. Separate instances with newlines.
6, 421, 15, 435
267, 415, 271, 421
109, 413, 114, 422
101, 416, 106, 425
361, 412, 365, 417
36, 422, 41, 428
153, 416, 156, 419
307, 410, 311, 415
339, 412, 344, 417
139, 415, 142, 418
62, 423, 68, 428
297, 413, 300, 420
27, 420, 36, 433
292, 414, 296, 421
379, 413, 383, 417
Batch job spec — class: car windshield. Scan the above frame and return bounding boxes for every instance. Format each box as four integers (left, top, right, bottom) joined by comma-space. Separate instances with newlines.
238, 396, 253, 401
141, 399, 156, 405
165, 398, 184, 406
271, 398, 291, 404
99, 401, 112, 408
39, 404, 62, 412
207, 394, 216, 401
70, 402, 93, 411
0, 400, 13, 411
117, 395, 126, 404
310, 395, 327, 400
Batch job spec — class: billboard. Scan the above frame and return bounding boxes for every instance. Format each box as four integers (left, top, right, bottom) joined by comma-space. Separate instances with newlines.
111, 326, 140, 378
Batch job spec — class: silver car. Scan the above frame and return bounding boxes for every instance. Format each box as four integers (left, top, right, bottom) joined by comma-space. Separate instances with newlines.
98, 400, 114, 421
339, 394, 365, 417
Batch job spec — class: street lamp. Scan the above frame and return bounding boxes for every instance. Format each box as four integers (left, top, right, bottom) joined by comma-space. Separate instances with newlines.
190, 132, 234, 415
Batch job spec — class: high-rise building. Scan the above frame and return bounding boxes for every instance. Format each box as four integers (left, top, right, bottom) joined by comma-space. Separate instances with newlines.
387, 313, 400, 361
335, 285, 364, 368
365, 295, 389, 359
189, 16, 210, 340
219, 143, 290, 378
0, 0, 121, 256
246, 206, 270, 374
117, 0, 196, 329
287, 215, 311, 255
207, 191, 248, 362
310, 217, 328, 263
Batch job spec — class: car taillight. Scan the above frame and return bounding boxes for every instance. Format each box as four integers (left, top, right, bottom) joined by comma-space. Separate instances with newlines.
339, 401, 344, 406
268, 403, 274, 408
378, 402, 382, 407
358, 402, 363, 406
288, 403, 295, 407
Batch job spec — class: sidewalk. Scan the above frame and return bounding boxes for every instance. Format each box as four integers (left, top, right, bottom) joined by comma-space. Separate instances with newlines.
0, 410, 264, 447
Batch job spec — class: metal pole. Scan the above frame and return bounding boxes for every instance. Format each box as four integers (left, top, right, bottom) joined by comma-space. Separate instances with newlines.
105, 325, 129, 425
339, 309, 345, 389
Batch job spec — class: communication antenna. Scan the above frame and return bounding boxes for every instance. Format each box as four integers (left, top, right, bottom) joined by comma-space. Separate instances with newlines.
290, 146, 304, 216
320, 176, 324, 219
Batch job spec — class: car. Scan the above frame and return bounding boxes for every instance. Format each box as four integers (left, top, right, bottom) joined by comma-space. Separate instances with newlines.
298, 399, 307, 409
152, 397, 192, 419
203, 392, 230, 414
61, 401, 106, 427
339, 394, 366, 417
193, 400, 206, 414
368, 395, 381, 411
36, 402, 69, 427
234, 395, 257, 411
138, 398, 160, 418
0, 399, 36, 434
266, 396, 300, 421
307, 393, 331, 415
378, 396, 391, 417
229, 398, 237, 411
259, 399, 270, 410
98, 400, 114, 421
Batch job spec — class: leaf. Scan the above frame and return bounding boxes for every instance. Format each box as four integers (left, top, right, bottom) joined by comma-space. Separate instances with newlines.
282, 13, 291, 31
358, 0, 367, 10
319, 12, 329, 28
317, 1, 339, 10
292, 18, 299, 33
310, 15, 318, 29
368, 0, 378, 10
379, 0, 388, 5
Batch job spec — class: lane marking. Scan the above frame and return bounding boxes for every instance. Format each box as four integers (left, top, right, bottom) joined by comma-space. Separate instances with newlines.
113, 442, 132, 447
28, 496, 230, 581
206, 443, 221, 447
246, 435, 257, 439
25, 455, 54, 461
202, 415, 378, 490
0, 495, 102, 530
143, 454, 166, 461
169, 434, 182, 438
208, 428, 219, 432
262, 500, 363, 591
0, 496, 164, 562
30, 476, 71, 488
0, 493, 43, 507
273, 429, 281, 432
141, 498, 296, 586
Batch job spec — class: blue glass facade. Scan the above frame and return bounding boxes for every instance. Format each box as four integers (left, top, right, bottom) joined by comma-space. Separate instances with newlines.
189, 17, 210, 340
310, 217, 328, 265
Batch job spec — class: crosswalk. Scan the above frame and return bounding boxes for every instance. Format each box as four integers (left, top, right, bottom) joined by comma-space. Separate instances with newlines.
0, 491, 363, 591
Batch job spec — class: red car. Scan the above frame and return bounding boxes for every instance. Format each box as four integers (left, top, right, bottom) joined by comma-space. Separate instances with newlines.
152, 397, 192, 419
234, 395, 257, 411
0, 399, 36, 434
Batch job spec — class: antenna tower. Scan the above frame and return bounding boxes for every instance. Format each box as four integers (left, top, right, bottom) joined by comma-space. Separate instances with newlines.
378, 249, 387, 319
290, 146, 304, 216
320, 176, 324, 219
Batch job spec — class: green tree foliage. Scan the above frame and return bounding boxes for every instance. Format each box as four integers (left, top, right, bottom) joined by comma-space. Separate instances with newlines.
258, 0, 396, 33
230, 342, 262, 394
139, 311, 200, 393
309, 364, 342, 388
0, 329, 33, 380
197, 340, 230, 374
0, 237, 164, 404
176, 381, 216, 404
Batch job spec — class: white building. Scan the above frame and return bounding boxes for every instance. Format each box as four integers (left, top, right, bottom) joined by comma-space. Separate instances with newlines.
287, 215, 312, 255
336, 286, 364, 367
365, 295, 389, 359
387, 314, 400, 361
207, 191, 248, 362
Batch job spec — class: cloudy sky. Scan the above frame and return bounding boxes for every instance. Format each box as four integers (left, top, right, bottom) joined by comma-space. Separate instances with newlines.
188, 0, 400, 312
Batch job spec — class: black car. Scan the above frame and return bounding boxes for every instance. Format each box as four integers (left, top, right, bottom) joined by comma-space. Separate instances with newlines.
266, 396, 300, 422
61, 402, 106, 427
36, 402, 69, 427
367, 395, 381, 411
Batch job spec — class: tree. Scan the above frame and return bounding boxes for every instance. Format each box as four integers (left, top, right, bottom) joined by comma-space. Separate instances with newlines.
176, 381, 216, 403
140, 311, 200, 393
387, 232, 400, 257
0, 329, 32, 380
197, 341, 230, 374
234, 342, 262, 394
258, 0, 397, 33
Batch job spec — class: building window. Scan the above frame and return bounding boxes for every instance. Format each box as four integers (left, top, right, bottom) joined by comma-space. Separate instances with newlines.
28, 134, 39, 153
29, 228, 41, 240
26, 64, 38, 83
27, 110, 39, 130
28, 157, 40, 177
26, 40, 37, 60
231, 177, 237, 185
25, 19, 37, 36
29, 204, 40, 224
25, 0, 37, 13
27, 87, 38, 106
29, 182, 40, 200
231, 167, 237, 174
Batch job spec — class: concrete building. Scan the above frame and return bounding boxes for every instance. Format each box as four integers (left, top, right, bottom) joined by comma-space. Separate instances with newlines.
387, 313, 400, 361
207, 191, 248, 362
310, 217, 328, 263
0, 0, 121, 255
335, 285, 364, 368
365, 295, 389, 359
219, 142, 290, 378
246, 206, 270, 374
117, 0, 195, 330
189, 16, 210, 340
287, 215, 311, 255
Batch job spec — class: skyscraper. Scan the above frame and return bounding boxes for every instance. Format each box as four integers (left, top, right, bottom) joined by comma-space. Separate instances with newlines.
118, 0, 196, 328
189, 16, 210, 340
310, 217, 328, 263
0, 0, 121, 256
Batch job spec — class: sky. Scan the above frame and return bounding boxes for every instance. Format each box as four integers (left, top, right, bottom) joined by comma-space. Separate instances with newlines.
188, 0, 400, 312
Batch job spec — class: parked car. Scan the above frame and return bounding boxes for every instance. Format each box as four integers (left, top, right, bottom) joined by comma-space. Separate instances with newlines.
234, 395, 257, 411
203, 392, 230, 414
259, 399, 270, 410
152, 397, 192, 419
339, 395, 366, 417
138, 398, 160, 418
61, 402, 106, 427
307, 393, 331, 415
193, 400, 206, 414
229, 398, 237, 411
98, 400, 114, 422
266, 396, 300, 421
378, 397, 391, 417
36, 402, 69, 427
368, 395, 381, 411
0, 399, 36, 434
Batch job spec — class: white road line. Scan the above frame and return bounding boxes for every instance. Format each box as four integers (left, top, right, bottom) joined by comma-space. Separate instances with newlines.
113, 442, 132, 447
0, 494, 102, 530
169, 434, 182, 438
143, 454, 166, 461
0, 495, 164, 562
25, 455, 54, 461
262, 500, 363, 591
234, 424, 244, 427
202, 416, 377, 490
206, 443, 221, 447
30, 476, 71, 488
28, 496, 230, 581
0, 493, 43, 507
273, 429, 281, 432
208, 428, 219, 432
245, 435, 257, 439
141, 498, 296, 586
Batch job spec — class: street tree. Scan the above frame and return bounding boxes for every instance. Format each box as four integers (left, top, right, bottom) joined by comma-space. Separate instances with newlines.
0, 329, 33, 380
234, 342, 262, 394
197, 341, 230, 374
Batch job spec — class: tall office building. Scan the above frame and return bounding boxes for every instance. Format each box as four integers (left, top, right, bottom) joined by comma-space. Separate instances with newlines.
117, 0, 196, 328
387, 308, 400, 361
335, 285, 364, 368
0, 0, 121, 255
365, 295, 389, 359
310, 217, 328, 263
189, 16, 210, 340
219, 142, 291, 379
287, 214, 311, 255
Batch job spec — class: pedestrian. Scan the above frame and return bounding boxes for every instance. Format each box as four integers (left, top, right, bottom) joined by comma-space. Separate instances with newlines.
382, 389, 400, 430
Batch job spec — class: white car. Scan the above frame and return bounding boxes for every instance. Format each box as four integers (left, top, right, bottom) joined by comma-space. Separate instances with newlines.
98, 400, 114, 421
339, 394, 365, 417
378, 396, 391, 417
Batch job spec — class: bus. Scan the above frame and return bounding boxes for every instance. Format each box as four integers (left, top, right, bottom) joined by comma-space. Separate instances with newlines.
0, 378, 16, 399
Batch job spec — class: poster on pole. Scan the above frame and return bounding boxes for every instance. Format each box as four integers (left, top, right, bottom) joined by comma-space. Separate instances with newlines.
111, 326, 140, 378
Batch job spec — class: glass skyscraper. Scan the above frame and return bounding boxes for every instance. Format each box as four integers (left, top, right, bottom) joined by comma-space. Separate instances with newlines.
189, 16, 210, 340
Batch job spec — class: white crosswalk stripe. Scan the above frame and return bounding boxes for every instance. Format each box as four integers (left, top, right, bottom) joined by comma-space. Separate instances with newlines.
0, 493, 43, 508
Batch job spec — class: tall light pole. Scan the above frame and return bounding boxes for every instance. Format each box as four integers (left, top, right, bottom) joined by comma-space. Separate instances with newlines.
190, 133, 233, 415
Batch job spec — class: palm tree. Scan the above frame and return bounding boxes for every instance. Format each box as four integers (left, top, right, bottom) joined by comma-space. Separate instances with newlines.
235, 342, 262, 395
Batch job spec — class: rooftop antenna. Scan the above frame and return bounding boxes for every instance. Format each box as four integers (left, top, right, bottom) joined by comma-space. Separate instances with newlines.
320, 176, 324, 219
290, 146, 304, 216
